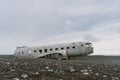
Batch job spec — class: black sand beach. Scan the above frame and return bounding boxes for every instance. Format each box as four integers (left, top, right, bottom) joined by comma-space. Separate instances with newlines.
0, 55, 120, 80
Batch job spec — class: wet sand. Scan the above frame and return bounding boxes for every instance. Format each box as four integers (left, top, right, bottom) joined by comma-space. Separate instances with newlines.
0, 56, 120, 80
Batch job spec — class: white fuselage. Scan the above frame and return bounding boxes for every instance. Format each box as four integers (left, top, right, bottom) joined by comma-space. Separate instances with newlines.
14, 41, 93, 59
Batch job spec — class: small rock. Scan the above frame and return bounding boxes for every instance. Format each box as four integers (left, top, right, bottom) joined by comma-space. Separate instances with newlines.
12, 78, 20, 80
103, 75, 107, 78
70, 68, 75, 72
69, 66, 75, 72
33, 72, 39, 75
89, 69, 92, 72
10, 69, 16, 72
14, 63, 18, 66
78, 64, 81, 66
95, 73, 99, 76
83, 72, 89, 75
81, 69, 89, 75
48, 69, 54, 72
45, 66, 49, 69
35, 72, 39, 75
21, 73, 28, 79
6, 62, 10, 65
87, 67, 91, 69
111, 76, 119, 80
41, 69, 46, 72
81, 69, 87, 73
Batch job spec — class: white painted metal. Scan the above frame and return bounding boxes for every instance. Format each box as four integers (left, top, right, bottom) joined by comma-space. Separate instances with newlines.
14, 41, 93, 59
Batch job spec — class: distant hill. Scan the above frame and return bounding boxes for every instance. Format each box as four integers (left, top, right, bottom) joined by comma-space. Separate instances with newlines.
0, 54, 119, 59
0, 55, 14, 59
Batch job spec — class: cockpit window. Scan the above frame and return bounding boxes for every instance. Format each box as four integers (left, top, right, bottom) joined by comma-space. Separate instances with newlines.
86, 43, 92, 47
86, 43, 89, 45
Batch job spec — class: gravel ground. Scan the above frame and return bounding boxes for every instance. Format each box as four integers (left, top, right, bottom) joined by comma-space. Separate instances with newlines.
0, 56, 120, 80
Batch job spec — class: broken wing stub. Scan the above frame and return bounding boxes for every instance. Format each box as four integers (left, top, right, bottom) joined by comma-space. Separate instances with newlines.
38, 50, 68, 59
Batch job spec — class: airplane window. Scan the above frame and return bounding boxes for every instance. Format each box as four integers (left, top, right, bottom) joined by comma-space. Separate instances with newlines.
50, 48, 53, 51
55, 48, 58, 50
67, 47, 70, 49
49, 54, 52, 57
61, 47, 64, 50
39, 49, 42, 53
44, 49, 47, 53
72, 46, 75, 49
34, 50, 37, 53
81, 44, 83, 46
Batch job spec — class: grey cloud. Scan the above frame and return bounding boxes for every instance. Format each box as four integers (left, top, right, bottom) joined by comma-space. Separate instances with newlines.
118, 30, 120, 33
83, 35, 100, 42
0, 0, 120, 34
0, 0, 120, 54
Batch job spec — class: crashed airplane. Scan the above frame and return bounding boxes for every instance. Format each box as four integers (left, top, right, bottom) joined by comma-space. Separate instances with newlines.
14, 41, 94, 59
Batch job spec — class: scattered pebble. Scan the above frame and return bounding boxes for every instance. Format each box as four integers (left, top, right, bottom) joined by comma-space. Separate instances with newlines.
48, 69, 54, 72
69, 66, 75, 72
103, 75, 107, 78
45, 66, 49, 69
111, 76, 119, 80
32, 72, 39, 75
95, 73, 99, 76
83, 72, 89, 75
21, 73, 28, 79
0, 56, 120, 80
10, 69, 16, 72
12, 78, 20, 80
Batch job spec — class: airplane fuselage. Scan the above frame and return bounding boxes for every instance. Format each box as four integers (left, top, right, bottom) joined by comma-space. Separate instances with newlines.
14, 41, 93, 59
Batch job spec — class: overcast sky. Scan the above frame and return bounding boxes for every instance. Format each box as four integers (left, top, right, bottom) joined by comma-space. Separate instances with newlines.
0, 0, 120, 55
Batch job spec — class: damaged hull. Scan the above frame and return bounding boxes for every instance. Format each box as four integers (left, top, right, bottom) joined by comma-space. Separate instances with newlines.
14, 41, 94, 59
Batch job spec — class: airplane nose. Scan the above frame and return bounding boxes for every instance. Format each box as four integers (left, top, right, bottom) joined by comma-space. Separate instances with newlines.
87, 47, 94, 54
